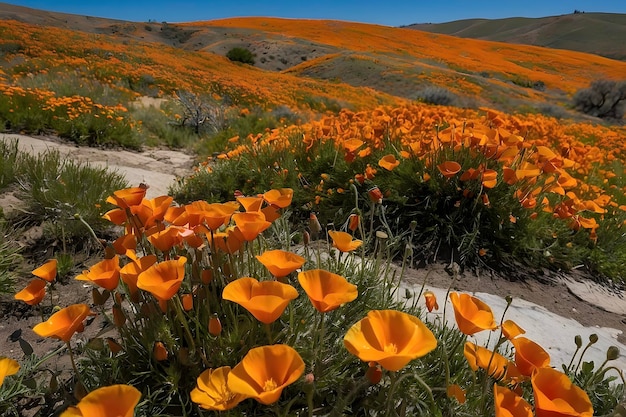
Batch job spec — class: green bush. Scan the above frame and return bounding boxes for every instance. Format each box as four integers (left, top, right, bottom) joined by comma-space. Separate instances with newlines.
226, 47, 255, 65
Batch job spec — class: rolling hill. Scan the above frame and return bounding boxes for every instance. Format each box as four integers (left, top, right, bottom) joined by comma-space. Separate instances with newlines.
1, 2, 626, 115
406, 12, 626, 61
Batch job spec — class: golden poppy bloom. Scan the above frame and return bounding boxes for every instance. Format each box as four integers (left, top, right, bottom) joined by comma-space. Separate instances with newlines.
191, 366, 248, 411
119, 253, 158, 298
463, 342, 509, 380
423, 290, 438, 312
15, 279, 47, 306
449, 292, 497, 335
297, 269, 358, 313
137, 256, 187, 301
494, 384, 533, 417
59, 384, 141, 417
511, 337, 550, 376
481, 169, 498, 188
343, 309, 437, 371
263, 188, 293, 208
237, 196, 264, 212
447, 384, 466, 404
531, 367, 593, 417
32, 259, 57, 282
33, 304, 93, 342
378, 154, 400, 171
232, 212, 272, 241
76, 256, 121, 291
185, 201, 238, 230
348, 213, 360, 232
256, 250, 306, 278
502, 320, 525, 340
130, 195, 173, 229
106, 186, 147, 209
209, 227, 245, 254
0, 357, 19, 387
147, 226, 184, 252
328, 230, 362, 252
228, 344, 304, 405
437, 161, 462, 178
222, 277, 298, 324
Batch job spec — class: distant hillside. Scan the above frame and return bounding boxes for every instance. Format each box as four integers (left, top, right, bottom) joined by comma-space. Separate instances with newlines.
407, 13, 626, 61
2, 2, 626, 115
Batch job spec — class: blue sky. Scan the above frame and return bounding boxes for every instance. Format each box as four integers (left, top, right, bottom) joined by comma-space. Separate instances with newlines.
5, 1, 626, 26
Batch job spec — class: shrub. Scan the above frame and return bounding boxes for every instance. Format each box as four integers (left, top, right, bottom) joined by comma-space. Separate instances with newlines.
573, 79, 626, 119
226, 47, 255, 65
415, 86, 458, 106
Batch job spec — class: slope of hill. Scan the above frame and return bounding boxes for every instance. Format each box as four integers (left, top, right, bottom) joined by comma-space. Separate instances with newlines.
1, 3, 626, 115
407, 12, 626, 61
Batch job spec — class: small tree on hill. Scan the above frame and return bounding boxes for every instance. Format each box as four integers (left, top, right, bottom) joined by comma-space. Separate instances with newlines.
226, 47, 255, 65
573, 79, 626, 120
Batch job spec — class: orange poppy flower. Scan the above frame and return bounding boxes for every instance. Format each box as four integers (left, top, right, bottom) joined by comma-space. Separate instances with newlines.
232, 212, 272, 241
222, 277, 298, 324
423, 290, 438, 312
191, 366, 248, 411
256, 250, 306, 278
185, 201, 238, 230
511, 337, 550, 376
378, 154, 400, 171
494, 384, 533, 417
343, 310, 437, 371
297, 269, 358, 313
208, 227, 245, 254
15, 279, 47, 306
531, 367, 593, 417
328, 230, 362, 252
59, 384, 141, 417
449, 292, 497, 335
76, 257, 121, 291
228, 344, 304, 405
437, 161, 462, 178
112, 233, 136, 256
502, 320, 525, 340
481, 169, 498, 188
33, 303, 93, 342
0, 357, 19, 387
343, 138, 364, 153
237, 196, 264, 212
447, 384, 466, 404
106, 186, 147, 209
464, 342, 509, 379
102, 207, 127, 226
119, 253, 157, 298
263, 188, 293, 208
32, 259, 57, 282
146, 225, 182, 252
131, 195, 173, 229
136, 256, 187, 301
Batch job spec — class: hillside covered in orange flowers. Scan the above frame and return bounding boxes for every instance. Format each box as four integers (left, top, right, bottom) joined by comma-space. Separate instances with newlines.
1, 3, 626, 114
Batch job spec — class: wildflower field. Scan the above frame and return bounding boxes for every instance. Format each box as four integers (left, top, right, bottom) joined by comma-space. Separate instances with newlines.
0, 11, 625, 417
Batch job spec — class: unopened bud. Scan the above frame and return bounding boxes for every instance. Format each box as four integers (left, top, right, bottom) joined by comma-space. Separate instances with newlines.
589, 334, 599, 344
209, 315, 222, 337
606, 346, 620, 361
574, 335, 582, 348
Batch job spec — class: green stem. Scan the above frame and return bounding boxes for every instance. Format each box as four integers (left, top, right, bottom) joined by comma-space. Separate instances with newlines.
66, 341, 87, 393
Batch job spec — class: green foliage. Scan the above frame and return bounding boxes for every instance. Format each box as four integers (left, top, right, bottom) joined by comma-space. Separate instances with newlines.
0, 138, 23, 191
415, 86, 458, 106
0, 223, 21, 295
226, 47, 255, 65
573, 79, 626, 120
12, 147, 127, 243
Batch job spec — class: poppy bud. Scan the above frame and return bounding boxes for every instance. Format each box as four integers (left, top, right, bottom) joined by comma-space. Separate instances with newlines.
201, 269, 213, 285
106, 337, 123, 354
424, 290, 438, 312
368, 186, 383, 204
366, 362, 382, 384
574, 335, 582, 348
589, 334, 599, 344
153, 341, 168, 361
209, 315, 222, 337
302, 230, 310, 246
606, 346, 620, 361
181, 294, 193, 311
348, 214, 359, 232
112, 305, 126, 327
309, 213, 322, 236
